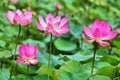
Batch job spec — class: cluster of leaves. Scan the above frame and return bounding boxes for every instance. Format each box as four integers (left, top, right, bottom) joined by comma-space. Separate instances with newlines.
0, 0, 120, 80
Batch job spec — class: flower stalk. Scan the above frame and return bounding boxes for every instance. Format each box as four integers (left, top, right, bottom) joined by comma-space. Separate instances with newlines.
91, 42, 97, 76
10, 24, 21, 79
48, 33, 52, 80
13, 25, 21, 60
26, 65, 29, 80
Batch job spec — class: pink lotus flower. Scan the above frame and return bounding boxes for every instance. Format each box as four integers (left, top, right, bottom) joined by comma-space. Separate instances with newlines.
83, 19, 117, 46
35, 13, 70, 36
16, 44, 39, 65
14, 9, 32, 26
55, 3, 61, 10
6, 9, 32, 26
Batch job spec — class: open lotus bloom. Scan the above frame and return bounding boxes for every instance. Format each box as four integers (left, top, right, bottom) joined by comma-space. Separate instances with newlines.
6, 9, 32, 26
35, 13, 70, 36
83, 19, 117, 46
16, 44, 39, 65
14, 9, 32, 26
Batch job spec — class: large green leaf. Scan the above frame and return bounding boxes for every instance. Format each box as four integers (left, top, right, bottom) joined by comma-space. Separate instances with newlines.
10, 61, 36, 75
112, 48, 120, 57
11, 74, 54, 80
69, 23, 83, 37
0, 40, 5, 48
82, 61, 111, 76
0, 69, 10, 80
0, 50, 12, 58
22, 38, 46, 48
96, 66, 116, 79
37, 65, 55, 78
54, 38, 77, 51
60, 53, 93, 62
60, 60, 83, 73
99, 55, 120, 66
59, 71, 89, 80
112, 35, 120, 49
94, 62, 111, 69
89, 75, 111, 80
11, 74, 26, 80
33, 75, 53, 80
37, 52, 63, 68
56, 60, 89, 80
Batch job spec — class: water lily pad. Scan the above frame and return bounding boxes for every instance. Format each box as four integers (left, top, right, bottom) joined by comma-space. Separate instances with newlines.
54, 38, 77, 51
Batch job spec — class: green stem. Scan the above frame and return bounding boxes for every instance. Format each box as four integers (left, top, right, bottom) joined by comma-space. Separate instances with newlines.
48, 33, 52, 80
13, 25, 21, 60
26, 25, 30, 38
10, 25, 21, 79
91, 43, 97, 76
16, 63, 18, 76
26, 65, 29, 80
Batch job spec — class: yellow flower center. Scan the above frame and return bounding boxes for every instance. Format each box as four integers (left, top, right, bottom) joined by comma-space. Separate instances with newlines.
51, 21, 55, 26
